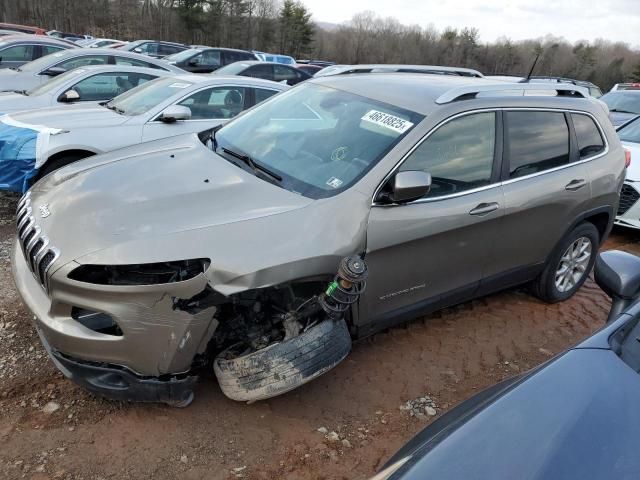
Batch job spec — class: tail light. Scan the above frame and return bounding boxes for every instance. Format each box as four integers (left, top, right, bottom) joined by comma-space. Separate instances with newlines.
625, 148, 631, 168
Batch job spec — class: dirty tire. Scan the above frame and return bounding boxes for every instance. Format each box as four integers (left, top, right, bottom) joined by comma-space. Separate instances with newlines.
214, 319, 352, 402
533, 222, 599, 304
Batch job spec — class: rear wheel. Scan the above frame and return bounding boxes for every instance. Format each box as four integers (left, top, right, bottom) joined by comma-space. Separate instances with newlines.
533, 222, 599, 303
34, 153, 92, 183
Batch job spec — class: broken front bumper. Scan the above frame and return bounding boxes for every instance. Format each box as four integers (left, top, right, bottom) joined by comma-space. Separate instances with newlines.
12, 240, 218, 402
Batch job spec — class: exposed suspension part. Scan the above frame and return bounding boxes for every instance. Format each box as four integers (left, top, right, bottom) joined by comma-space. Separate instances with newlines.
318, 255, 368, 320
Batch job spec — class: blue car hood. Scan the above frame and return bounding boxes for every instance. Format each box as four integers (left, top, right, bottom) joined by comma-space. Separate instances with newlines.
392, 347, 640, 480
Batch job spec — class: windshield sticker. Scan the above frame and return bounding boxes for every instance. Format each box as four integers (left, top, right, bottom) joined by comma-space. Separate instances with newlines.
326, 177, 343, 189
168, 83, 190, 88
361, 110, 413, 134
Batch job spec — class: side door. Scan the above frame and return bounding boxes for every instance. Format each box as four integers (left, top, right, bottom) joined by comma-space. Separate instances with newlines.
61, 71, 158, 104
481, 109, 592, 286
140, 85, 247, 142
0, 44, 36, 69
359, 111, 504, 330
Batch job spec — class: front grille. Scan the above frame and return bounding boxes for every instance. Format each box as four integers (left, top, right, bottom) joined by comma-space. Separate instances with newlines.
15, 192, 59, 293
618, 184, 640, 216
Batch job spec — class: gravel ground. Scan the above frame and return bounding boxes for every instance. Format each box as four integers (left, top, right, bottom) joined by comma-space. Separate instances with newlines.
0, 189, 638, 480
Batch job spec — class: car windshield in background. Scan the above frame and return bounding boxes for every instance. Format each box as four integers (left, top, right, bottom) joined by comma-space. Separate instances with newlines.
214, 62, 251, 75
618, 117, 640, 144
164, 49, 199, 62
106, 76, 193, 115
27, 68, 87, 96
601, 92, 640, 115
214, 83, 423, 199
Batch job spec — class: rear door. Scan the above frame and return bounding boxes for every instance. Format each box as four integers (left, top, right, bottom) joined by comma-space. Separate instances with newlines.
359, 111, 504, 331
482, 109, 592, 285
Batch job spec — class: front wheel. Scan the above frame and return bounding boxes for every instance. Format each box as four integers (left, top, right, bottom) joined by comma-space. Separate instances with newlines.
533, 222, 599, 303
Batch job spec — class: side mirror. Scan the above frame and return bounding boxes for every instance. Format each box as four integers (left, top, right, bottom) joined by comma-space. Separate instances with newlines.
133, 47, 143, 53
159, 105, 191, 123
59, 89, 80, 102
379, 170, 431, 204
41, 66, 67, 77
595, 250, 640, 322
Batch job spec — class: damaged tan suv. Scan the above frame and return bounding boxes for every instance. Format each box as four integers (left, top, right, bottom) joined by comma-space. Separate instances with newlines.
13, 74, 624, 406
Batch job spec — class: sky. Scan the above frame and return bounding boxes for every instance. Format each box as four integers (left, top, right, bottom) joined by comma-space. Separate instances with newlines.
305, 0, 640, 47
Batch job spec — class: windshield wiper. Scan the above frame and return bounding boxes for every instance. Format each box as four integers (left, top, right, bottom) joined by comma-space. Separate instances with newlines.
9, 67, 21, 72
610, 108, 638, 114
104, 103, 124, 114
221, 147, 282, 183
12, 89, 28, 96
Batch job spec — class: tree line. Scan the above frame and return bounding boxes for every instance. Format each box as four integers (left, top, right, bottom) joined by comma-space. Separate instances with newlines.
1, 1, 638, 90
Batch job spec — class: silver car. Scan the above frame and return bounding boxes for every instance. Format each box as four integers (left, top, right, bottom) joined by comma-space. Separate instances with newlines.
0, 47, 183, 92
0, 35, 76, 69
0, 65, 168, 113
12, 75, 624, 406
0, 74, 287, 192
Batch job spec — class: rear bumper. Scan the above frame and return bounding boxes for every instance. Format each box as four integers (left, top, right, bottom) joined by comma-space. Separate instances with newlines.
36, 325, 198, 404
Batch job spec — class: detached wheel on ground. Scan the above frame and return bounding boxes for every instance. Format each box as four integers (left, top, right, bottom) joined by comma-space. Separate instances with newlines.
34, 153, 93, 183
533, 222, 599, 303
214, 319, 352, 402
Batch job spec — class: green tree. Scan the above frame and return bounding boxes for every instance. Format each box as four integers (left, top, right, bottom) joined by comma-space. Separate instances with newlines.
278, 0, 313, 58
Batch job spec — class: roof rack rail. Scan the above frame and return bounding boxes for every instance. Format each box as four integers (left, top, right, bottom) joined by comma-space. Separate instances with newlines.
435, 83, 589, 104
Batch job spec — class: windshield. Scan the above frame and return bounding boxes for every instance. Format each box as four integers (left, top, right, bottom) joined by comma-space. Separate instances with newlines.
106, 76, 193, 115
618, 117, 640, 144
214, 83, 423, 199
164, 49, 200, 62
27, 68, 87, 96
601, 92, 640, 115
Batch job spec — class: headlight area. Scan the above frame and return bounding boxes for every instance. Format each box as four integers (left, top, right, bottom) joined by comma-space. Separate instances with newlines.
67, 258, 211, 285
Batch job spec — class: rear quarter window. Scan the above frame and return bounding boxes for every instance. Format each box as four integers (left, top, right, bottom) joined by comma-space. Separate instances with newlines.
571, 113, 605, 159
506, 111, 570, 179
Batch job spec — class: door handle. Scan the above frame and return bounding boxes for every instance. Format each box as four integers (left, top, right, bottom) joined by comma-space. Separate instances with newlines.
469, 202, 499, 216
565, 179, 587, 191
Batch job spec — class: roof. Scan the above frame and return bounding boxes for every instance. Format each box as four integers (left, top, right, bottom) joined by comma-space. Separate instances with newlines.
310, 73, 594, 115
0, 35, 75, 47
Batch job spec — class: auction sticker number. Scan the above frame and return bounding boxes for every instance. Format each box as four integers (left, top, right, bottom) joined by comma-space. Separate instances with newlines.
361, 110, 413, 134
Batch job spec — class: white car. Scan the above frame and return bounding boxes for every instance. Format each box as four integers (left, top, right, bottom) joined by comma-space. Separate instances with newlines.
0, 65, 168, 113
0, 48, 184, 92
0, 74, 288, 192
615, 116, 640, 229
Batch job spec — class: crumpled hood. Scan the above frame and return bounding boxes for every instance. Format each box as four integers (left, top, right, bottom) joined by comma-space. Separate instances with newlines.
28, 133, 313, 269
7, 104, 128, 130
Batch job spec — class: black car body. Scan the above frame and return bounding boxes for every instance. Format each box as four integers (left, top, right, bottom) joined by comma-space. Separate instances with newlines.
163, 47, 257, 73
120, 40, 188, 59
380, 250, 640, 480
0, 34, 76, 69
213, 60, 311, 85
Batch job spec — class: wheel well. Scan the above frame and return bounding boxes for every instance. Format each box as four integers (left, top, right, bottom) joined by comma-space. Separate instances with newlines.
583, 212, 610, 243
47, 149, 96, 164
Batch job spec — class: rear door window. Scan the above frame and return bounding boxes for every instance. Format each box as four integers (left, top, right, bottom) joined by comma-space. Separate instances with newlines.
115, 56, 156, 68
198, 50, 221, 67
254, 88, 279, 105
506, 111, 570, 179
572, 113, 605, 159
400, 112, 496, 198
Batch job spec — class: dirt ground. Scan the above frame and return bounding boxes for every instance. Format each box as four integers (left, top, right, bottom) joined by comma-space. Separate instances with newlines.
1, 190, 639, 480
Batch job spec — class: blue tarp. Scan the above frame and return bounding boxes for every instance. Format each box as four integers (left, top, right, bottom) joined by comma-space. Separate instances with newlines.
0, 115, 61, 193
